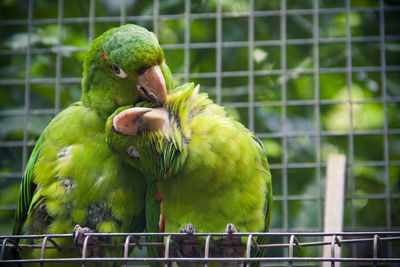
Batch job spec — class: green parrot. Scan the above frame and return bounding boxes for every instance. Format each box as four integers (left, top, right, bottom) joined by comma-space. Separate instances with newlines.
106, 83, 273, 264
12, 24, 173, 262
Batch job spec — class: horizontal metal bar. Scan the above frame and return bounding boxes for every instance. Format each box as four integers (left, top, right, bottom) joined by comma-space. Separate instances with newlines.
0, 109, 58, 117
0, 172, 22, 178
2, 192, 400, 211
0, 141, 32, 147
0, 205, 17, 210
162, 35, 400, 49
274, 227, 400, 232
5, 236, 397, 250
224, 98, 400, 108
174, 66, 400, 79
269, 160, 400, 169
2, 6, 400, 26
1, 132, 400, 152
257, 131, 400, 141
2, 257, 400, 264
6, 98, 400, 118
0, 47, 88, 56
1, 97, 400, 117
260, 236, 400, 248
1, 66, 400, 87
2, 34, 399, 56
0, 77, 81, 85
272, 193, 400, 201
257, 129, 400, 139
0, 15, 153, 25
1, 130, 400, 149
1, 232, 398, 264
173, 67, 400, 79
3, 231, 400, 239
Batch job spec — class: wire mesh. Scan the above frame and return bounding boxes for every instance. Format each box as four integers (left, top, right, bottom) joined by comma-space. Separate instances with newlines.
1, 232, 400, 265
0, 0, 400, 264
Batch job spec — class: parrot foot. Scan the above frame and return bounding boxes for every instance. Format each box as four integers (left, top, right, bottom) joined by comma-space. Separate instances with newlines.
170, 223, 202, 258
220, 223, 245, 267
73, 224, 100, 257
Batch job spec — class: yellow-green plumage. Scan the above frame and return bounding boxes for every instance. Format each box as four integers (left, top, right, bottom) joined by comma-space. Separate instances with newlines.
107, 83, 273, 263
13, 24, 173, 265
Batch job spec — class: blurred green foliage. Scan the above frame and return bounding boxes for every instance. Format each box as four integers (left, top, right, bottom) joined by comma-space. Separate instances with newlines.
0, 0, 399, 259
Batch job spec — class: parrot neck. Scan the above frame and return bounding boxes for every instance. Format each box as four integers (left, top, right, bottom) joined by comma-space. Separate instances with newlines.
81, 93, 91, 109
80, 68, 118, 119
80, 91, 112, 120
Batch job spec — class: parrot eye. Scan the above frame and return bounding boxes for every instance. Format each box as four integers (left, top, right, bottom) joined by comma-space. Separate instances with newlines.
110, 64, 127, 78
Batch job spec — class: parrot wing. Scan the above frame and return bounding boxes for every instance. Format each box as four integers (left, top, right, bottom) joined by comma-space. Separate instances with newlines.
250, 136, 273, 266
12, 134, 45, 235
145, 181, 162, 267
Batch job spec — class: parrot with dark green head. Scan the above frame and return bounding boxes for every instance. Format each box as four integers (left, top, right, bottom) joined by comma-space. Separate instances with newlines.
12, 24, 173, 262
106, 83, 273, 265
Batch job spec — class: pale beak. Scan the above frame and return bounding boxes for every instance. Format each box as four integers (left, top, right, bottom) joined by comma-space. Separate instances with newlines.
137, 65, 167, 106
113, 107, 168, 135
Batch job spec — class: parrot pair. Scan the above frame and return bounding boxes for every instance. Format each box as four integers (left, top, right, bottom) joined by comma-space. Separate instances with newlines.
106, 83, 273, 263
13, 23, 272, 266
12, 24, 173, 263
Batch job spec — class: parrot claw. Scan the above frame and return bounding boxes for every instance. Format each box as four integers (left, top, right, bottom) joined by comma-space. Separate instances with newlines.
73, 224, 100, 257
180, 223, 196, 235
225, 223, 238, 235
220, 223, 245, 267
170, 223, 202, 258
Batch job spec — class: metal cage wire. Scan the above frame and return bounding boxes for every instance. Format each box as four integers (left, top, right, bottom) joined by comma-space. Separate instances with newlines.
1, 232, 400, 265
0, 0, 400, 264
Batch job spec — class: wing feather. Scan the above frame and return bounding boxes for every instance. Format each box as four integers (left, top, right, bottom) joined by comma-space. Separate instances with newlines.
13, 135, 45, 235
250, 136, 273, 267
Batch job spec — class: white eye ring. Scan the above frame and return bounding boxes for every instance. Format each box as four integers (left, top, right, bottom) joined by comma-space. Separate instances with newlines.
110, 64, 128, 78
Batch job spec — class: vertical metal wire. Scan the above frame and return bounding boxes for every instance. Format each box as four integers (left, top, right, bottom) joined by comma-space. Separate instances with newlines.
22, 0, 34, 171
288, 235, 298, 267
89, 0, 95, 42
373, 234, 379, 267
164, 235, 172, 267
120, 0, 126, 25
123, 235, 132, 267
379, 0, 391, 228
280, 0, 289, 234
204, 235, 211, 267
345, 0, 355, 229
153, 0, 160, 36
248, 0, 254, 131
330, 235, 337, 267
184, 0, 190, 83
55, 0, 63, 115
379, 0, 393, 261
216, 0, 222, 105
0, 238, 19, 260
313, 0, 322, 232
245, 234, 253, 267
82, 235, 91, 267
345, 1, 356, 263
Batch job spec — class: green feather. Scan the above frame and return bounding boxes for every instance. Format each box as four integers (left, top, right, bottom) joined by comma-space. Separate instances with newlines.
145, 181, 162, 267
13, 23, 172, 262
13, 134, 44, 235
107, 82, 273, 263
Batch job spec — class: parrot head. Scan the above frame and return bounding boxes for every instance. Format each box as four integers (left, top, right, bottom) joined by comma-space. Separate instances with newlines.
81, 24, 173, 118
107, 83, 216, 179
